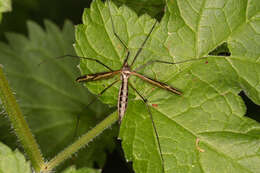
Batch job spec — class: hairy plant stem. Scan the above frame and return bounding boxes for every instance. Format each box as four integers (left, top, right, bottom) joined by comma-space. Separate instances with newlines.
0, 65, 44, 172
42, 111, 118, 172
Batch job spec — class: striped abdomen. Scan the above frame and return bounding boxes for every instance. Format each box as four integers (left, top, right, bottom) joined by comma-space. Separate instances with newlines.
118, 73, 129, 123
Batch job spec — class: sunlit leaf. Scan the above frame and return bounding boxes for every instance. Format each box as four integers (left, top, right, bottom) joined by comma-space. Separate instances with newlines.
0, 142, 31, 173
0, 0, 11, 22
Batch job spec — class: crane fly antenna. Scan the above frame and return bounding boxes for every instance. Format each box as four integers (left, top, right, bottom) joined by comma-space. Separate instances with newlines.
123, 51, 130, 65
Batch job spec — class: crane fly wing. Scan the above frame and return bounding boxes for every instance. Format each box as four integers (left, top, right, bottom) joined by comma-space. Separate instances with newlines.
76, 71, 120, 82
131, 71, 182, 95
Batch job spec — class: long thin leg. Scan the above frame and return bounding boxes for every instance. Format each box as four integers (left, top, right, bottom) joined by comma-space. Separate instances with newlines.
130, 21, 157, 67
129, 83, 165, 172
108, 0, 128, 50
108, 0, 132, 66
57, 55, 113, 71
39, 54, 113, 71
73, 79, 120, 138
134, 57, 211, 72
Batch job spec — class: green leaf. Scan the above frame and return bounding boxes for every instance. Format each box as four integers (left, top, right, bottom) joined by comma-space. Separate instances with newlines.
0, 0, 11, 13
113, 0, 165, 18
75, 0, 260, 173
0, 142, 31, 173
0, 20, 116, 170
62, 166, 101, 173
0, 0, 11, 22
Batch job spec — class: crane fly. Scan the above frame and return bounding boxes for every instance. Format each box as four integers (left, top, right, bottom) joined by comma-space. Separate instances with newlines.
74, 20, 171, 170
75, 48, 182, 123
67, 0, 213, 172
71, 0, 185, 171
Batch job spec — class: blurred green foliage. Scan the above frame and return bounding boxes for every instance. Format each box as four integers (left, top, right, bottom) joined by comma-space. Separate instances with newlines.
0, 0, 91, 40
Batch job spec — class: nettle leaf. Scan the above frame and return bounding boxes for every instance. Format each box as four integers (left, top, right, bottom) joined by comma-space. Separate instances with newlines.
0, 20, 116, 169
76, 0, 260, 173
0, 142, 31, 173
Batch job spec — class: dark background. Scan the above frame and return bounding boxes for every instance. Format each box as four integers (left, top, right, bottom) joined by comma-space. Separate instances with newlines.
0, 0, 259, 173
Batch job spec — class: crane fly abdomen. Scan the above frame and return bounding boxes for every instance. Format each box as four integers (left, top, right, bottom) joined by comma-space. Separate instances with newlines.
118, 70, 130, 123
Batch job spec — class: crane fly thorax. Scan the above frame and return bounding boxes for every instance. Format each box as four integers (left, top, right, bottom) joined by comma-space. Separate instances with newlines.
120, 64, 131, 79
